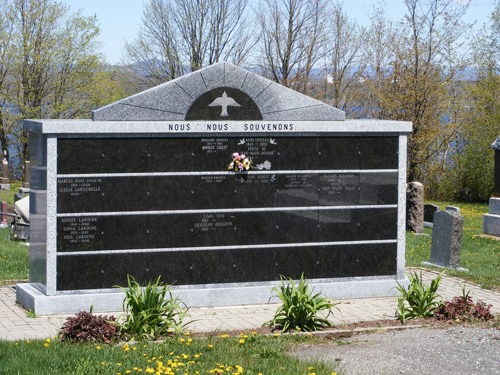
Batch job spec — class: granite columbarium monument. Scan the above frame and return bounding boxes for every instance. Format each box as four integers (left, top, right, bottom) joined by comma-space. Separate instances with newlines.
17, 62, 412, 314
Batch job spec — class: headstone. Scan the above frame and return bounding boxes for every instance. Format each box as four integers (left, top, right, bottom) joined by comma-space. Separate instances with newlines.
446, 206, 460, 214
1, 201, 8, 225
483, 136, 500, 237
423, 204, 440, 223
406, 182, 424, 233
1, 151, 9, 190
20, 160, 30, 194
427, 210, 464, 269
17, 62, 412, 315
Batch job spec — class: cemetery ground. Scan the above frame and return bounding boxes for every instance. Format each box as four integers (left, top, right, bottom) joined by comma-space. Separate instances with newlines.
1, 197, 500, 374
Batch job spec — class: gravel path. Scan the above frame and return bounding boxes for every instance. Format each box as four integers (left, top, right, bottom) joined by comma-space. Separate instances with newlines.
293, 326, 500, 375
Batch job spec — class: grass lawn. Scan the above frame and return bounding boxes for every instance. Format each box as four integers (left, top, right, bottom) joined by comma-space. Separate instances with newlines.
0, 228, 29, 284
406, 201, 500, 290
0, 180, 23, 205
0, 333, 340, 375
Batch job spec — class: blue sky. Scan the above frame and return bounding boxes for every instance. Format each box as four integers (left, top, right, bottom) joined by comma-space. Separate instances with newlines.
65, 0, 496, 65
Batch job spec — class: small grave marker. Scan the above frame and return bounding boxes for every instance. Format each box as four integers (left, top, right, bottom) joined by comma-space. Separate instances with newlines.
423, 210, 467, 270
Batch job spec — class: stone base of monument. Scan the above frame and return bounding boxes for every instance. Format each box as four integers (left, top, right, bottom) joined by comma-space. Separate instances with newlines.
483, 214, 500, 236
16, 277, 409, 315
0, 184, 10, 190
421, 261, 468, 273
18, 187, 29, 194
483, 198, 500, 236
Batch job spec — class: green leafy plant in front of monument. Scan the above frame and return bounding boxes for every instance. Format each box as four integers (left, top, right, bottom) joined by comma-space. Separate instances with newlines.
394, 268, 445, 323
59, 311, 121, 344
114, 275, 190, 339
434, 283, 495, 322
263, 273, 339, 332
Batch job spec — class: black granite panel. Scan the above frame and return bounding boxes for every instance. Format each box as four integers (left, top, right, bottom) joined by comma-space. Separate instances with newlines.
147, 251, 197, 285
318, 137, 398, 170
58, 215, 148, 252
317, 243, 397, 278
318, 173, 359, 206
357, 137, 398, 169
232, 248, 277, 282
58, 138, 150, 174
192, 137, 240, 171
147, 138, 194, 172
233, 211, 318, 245
358, 208, 398, 240
277, 174, 318, 207
318, 137, 359, 169
191, 175, 235, 209
100, 138, 150, 173
57, 216, 106, 252
147, 213, 236, 248
57, 177, 104, 214
102, 177, 149, 212
58, 138, 101, 174
148, 250, 234, 285
101, 253, 149, 288
237, 137, 280, 172
359, 173, 398, 205
276, 247, 319, 280
101, 215, 148, 250
235, 174, 279, 208
318, 210, 359, 242
185, 87, 263, 120
318, 243, 394, 277
57, 255, 102, 290
277, 138, 319, 170
148, 176, 193, 210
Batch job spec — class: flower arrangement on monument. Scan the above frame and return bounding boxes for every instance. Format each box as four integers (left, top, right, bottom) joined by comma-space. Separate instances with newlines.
228, 152, 251, 172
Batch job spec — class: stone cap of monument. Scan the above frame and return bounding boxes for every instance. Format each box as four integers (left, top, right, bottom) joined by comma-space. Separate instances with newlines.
91, 62, 346, 121
491, 136, 500, 150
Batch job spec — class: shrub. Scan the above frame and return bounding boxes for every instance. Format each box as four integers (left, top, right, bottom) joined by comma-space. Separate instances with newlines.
263, 273, 339, 332
114, 275, 190, 339
59, 311, 121, 344
395, 268, 444, 323
434, 285, 495, 322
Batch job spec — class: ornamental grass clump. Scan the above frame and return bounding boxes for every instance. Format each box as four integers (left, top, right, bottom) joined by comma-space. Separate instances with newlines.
59, 311, 121, 344
264, 273, 339, 332
394, 268, 444, 323
114, 275, 190, 339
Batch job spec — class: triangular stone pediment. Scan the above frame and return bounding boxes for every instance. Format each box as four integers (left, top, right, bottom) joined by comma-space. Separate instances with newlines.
92, 62, 345, 121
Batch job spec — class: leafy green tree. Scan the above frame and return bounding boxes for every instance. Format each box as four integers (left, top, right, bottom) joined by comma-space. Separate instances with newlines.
0, 0, 119, 175
363, 0, 472, 183
438, 1, 500, 202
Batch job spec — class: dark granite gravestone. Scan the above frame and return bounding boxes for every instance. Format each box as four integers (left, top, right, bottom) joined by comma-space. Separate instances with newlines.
18, 62, 412, 314
424, 204, 440, 223
483, 136, 500, 236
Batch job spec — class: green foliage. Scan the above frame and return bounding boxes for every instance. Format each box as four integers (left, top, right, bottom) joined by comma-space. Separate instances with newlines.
395, 268, 444, 323
59, 311, 121, 344
114, 275, 190, 339
264, 274, 339, 332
